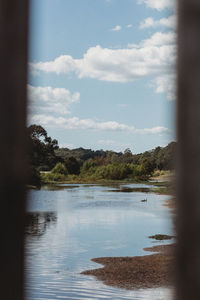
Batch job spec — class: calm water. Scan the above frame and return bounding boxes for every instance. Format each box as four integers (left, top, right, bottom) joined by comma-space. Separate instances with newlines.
25, 183, 173, 300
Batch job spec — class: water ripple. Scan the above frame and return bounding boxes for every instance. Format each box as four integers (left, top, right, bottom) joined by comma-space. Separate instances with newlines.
25, 184, 173, 300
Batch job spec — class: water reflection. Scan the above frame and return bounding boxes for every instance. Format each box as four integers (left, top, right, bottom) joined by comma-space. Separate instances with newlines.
41, 184, 79, 191
25, 184, 173, 300
25, 212, 57, 237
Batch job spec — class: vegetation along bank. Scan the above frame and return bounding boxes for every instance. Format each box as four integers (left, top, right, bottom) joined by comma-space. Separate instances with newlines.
27, 124, 176, 187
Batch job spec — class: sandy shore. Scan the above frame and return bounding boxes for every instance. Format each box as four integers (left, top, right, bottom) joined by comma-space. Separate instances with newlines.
81, 244, 175, 290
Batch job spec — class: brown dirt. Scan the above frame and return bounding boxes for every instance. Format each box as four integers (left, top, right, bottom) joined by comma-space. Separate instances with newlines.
81, 244, 175, 290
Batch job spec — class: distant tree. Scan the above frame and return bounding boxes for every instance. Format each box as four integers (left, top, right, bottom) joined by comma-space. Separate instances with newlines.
110, 153, 121, 164
27, 124, 60, 187
54, 141, 176, 172
130, 142, 176, 171
141, 158, 154, 176
64, 156, 80, 175
124, 148, 132, 155
28, 124, 59, 170
156, 142, 176, 170
93, 156, 110, 166
122, 148, 134, 163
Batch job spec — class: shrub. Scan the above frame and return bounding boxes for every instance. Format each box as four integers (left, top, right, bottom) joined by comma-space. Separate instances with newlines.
81, 159, 97, 172
153, 170, 161, 177
51, 163, 68, 175
93, 163, 132, 180
41, 172, 65, 183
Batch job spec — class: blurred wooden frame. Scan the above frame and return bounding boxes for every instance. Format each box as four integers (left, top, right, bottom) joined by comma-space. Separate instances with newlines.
176, 0, 200, 299
0, 1, 29, 299
1, 0, 200, 299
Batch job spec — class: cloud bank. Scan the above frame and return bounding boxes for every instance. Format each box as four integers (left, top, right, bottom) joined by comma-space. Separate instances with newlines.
31, 33, 176, 81
138, 0, 175, 11
28, 83, 170, 135
30, 114, 169, 135
30, 31, 176, 100
28, 85, 80, 115
140, 15, 176, 29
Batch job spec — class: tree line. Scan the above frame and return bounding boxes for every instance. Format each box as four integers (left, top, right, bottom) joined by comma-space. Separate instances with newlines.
27, 125, 176, 186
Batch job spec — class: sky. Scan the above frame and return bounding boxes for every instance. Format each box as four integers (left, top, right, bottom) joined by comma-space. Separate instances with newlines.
28, 0, 177, 154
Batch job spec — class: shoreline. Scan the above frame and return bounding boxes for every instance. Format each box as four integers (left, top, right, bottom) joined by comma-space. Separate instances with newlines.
81, 243, 175, 290
31, 178, 173, 196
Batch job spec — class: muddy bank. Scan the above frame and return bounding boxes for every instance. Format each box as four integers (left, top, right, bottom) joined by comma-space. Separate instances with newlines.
81, 244, 175, 290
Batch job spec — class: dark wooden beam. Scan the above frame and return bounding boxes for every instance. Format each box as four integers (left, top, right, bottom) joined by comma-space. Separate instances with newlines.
0, 1, 29, 299
176, 0, 200, 299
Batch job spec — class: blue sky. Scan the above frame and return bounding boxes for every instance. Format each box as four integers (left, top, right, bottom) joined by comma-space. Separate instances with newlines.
29, 0, 176, 153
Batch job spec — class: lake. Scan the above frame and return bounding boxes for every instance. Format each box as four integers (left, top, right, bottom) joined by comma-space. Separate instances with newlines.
25, 183, 174, 300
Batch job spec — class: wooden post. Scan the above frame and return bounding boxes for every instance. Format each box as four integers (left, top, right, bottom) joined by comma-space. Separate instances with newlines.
0, 1, 29, 299
176, 0, 200, 299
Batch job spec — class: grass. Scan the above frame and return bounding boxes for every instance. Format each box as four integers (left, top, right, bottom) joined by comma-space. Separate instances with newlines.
41, 177, 145, 185
40, 171, 150, 185
150, 181, 174, 195
152, 170, 173, 179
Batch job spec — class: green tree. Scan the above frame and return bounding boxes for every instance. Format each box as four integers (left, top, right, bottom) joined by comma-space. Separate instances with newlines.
64, 156, 80, 175
122, 148, 134, 163
141, 158, 154, 176
28, 124, 59, 170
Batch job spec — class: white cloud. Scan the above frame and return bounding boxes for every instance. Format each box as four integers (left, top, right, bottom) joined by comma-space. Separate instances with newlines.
30, 55, 76, 76
140, 15, 176, 29
138, 0, 175, 11
31, 35, 176, 81
140, 31, 176, 47
30, 31, 176, 100
28, 85, 80, 115
111, 25, 122, 31
137, 126, 169, 134
140, 17, 155, 29
98, 139, 130, 151
30, 114, 169, 135
127, 24, 133, 28
154, 73, 176, 100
